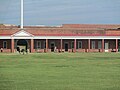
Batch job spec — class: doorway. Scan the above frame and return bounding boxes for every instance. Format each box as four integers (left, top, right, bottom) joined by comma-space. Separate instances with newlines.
105, 42, 109, 52
17, 39, 28, 51
51, 42, 55, 52
65, 43, 68, 51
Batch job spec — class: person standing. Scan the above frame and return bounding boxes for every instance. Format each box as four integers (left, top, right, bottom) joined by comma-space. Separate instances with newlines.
54, 46, 57, 52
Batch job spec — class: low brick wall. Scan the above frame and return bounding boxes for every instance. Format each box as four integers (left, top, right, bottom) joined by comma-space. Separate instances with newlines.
0, 49, 11, 53
36, 49, 45, 53
76, 49, 85, 52
89, 49, 100, 52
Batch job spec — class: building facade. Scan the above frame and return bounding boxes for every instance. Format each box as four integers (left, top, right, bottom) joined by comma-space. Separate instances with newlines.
0, 24, 120, 53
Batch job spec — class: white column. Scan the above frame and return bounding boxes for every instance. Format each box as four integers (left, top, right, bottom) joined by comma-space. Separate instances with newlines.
21, 0, 24, 29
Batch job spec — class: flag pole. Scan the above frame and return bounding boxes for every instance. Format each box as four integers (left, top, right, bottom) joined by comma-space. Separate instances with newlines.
21, 0, 23, 29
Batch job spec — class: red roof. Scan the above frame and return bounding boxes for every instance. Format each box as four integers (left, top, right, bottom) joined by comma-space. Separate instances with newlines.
62, 24, 120, 29
0, 24, 120, 36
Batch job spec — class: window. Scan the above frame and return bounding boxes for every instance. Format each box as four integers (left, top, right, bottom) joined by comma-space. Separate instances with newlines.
98, 41, 102, 49
37, 41, 41, 49
3, 41, 7, 49
43, 41, 46, 48
71, 41, 74, 49
78, 41, 82, 49
92, 41, 95, 49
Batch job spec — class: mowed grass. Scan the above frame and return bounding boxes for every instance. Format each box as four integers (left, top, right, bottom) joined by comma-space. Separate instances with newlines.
0, 53, 120, 90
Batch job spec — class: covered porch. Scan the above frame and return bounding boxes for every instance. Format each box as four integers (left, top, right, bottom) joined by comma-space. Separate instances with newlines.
0, 30, 120, 53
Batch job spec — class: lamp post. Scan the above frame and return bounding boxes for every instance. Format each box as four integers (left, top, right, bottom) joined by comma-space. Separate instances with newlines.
21, 0, 24, 29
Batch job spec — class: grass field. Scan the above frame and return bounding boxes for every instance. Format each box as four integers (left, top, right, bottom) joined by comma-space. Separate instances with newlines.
0, 53, 120, 90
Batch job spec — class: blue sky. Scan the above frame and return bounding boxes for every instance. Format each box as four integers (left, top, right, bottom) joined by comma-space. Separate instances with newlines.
0, 0, 120, 26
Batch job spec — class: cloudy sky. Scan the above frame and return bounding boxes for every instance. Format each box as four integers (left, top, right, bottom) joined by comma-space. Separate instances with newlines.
0, 0, 120, 26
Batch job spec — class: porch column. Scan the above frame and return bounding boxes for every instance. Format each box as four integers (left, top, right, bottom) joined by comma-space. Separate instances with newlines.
61, 39, 62, 52
102, 39, 104, 52
74, 39, 76, 53
11, 39, 14, 53
46, 39, 48, 52
116, 39, 118, 52
88, 39, 90, 52
31, 39, 34, 53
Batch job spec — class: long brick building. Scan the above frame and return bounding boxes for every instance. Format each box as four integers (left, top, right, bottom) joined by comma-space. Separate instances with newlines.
0, 24, 120, 53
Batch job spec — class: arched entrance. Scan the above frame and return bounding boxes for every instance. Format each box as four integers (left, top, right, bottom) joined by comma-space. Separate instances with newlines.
17, 39, 28, 52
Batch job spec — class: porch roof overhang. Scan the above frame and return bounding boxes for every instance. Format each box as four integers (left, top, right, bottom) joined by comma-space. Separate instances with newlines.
0, 30, 120, 39
0, 35, 120, 40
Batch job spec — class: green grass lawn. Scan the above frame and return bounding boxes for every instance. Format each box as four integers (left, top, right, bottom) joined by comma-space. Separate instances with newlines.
0, 53, 120, 90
